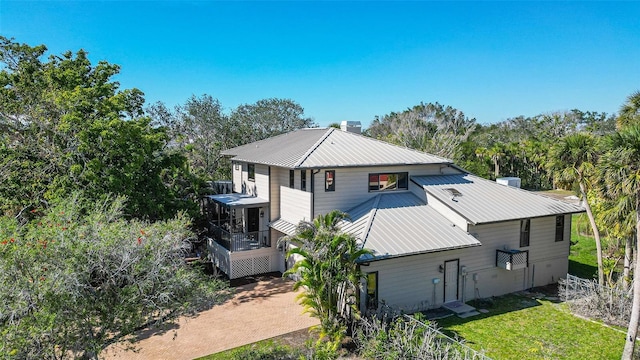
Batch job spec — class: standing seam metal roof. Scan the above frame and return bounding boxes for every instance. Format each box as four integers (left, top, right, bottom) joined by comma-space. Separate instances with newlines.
340, 192, 481, 261
221, 128, 451, 168
411, 173, 585, 225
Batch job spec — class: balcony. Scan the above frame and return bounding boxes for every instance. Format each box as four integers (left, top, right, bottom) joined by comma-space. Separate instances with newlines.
209, 224, 270, 252
496, 249, 528, 270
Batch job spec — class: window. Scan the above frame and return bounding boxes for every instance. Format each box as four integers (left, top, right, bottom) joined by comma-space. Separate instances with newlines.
368, 172, 408, 192
366, 272, 378, 310
289, 170, 295, 188
248, 164, 255, 181
555, 216, 565, 242
325, 170, 335, 192
520, 219, 530, 247
300, 170, 306, 191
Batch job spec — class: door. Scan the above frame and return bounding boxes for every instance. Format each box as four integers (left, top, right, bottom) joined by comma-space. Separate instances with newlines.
247, 208, 260, 233
444, 259, 459, 303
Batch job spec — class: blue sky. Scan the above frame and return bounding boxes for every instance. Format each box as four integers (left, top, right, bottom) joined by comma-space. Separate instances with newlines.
1, 1, 639, 127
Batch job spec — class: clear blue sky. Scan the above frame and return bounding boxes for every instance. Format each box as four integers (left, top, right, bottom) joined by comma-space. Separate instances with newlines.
1, 1, 639, 127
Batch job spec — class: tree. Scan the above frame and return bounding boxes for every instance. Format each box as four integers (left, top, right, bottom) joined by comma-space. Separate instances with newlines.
598, 125, 640, 358
231, 98, 316, 144
548, 133, 605, 285
0, 195, 228, 359
367, 102, 476, 159
617, 91, 640, 129
283, 210, 371, 344
0, 37, 194, 220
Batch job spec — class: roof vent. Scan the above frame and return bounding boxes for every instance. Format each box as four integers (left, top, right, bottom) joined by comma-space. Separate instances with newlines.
340, 121, 362, 134
444, 188, 462, 201
496, 177, 521, 188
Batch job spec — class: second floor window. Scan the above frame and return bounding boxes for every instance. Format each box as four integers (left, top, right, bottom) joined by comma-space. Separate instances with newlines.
369, 172, 408, 192
520, 219, 530, 247
289, 170, 295, 188
555, 216, 565, 242
325, 170, 335, 192
301, 170, 306, 191
248, 164, 255, 181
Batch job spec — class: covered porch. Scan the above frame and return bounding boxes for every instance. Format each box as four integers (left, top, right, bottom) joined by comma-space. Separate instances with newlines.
203, 194, 271, 252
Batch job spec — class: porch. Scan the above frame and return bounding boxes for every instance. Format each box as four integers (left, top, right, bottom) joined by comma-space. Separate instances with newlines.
203, 194, 271, 252
204, 194, 282, 279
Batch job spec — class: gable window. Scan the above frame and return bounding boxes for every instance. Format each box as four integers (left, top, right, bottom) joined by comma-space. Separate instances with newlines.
555, 216, 565, 242
366, 272, 378, 310
325, 170, 335, 192
368, 172, 408, 192
289, 170, 295, 188
520, 219, 530, 247
301, 170, 306, 191
248, 164, 255, 181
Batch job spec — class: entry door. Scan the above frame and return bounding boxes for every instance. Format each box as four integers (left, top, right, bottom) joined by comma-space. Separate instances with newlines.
247, 208, 260, 233
444, 259, 459, 303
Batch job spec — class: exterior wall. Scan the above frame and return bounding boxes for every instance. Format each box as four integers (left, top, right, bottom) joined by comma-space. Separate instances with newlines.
270, 167, 281, 221
312, 164, 460, 216
361, 214, 571, 311
232, 162, 242, 193
425, 195, 469, 231
234, 162, 270, 198
280, 186, 312, 223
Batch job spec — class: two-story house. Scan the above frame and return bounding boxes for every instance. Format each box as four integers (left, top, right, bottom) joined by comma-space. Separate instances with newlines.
205, 125, 584, 311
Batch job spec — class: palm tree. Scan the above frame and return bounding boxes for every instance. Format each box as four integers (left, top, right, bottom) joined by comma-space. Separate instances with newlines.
548, 132, 605, 285
283, 210, 372, 343
617, 91, 640, 129
598, 125, 640, 359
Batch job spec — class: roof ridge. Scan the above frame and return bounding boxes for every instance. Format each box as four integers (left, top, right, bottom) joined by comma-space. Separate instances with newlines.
360, 194, 382, 246
335, 130, 453, 163
293, 127, 335, 168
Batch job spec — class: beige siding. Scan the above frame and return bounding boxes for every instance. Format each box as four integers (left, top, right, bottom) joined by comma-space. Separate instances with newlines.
232, 162, 242, 193
270, 167, 281, 221
362, 215, 570, 310
254, 164, 270, 199
313, 164, 460, 215
426, 196, 469, 231
280, 186, 312, 223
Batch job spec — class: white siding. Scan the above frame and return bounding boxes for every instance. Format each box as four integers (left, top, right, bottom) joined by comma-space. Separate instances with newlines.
280, 186, 312, 223
362, 214, 570, 311
313, 164, 459, 216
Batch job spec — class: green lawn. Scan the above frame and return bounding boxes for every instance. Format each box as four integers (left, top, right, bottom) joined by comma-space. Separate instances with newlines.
568, 213, 599, 280
436, 295, 624, 359
195, 339, 301, 360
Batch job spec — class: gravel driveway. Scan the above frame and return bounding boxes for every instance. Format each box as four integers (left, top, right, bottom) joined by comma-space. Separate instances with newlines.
102, 276, 319, 360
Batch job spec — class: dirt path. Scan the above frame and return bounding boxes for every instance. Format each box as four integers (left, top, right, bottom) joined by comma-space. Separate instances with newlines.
102, 277, 319, 360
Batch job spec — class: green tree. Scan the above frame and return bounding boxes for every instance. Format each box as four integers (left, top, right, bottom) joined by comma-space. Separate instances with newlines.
617, 91, 640, 129
231, 98, 316, 143
283, 210, 371, 344
0, 195, 228, 359
0, 37, 194, 220
367, 102, 476, 159
548, 133, 605, 285
598, 125, 640, 359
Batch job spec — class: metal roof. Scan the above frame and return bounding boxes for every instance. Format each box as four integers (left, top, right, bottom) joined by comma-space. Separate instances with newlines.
221, 128, 451, 169
206, 194, 269, 208
340, 192, 481, 262
411, 173, 585, 225
269, 218, 298, 236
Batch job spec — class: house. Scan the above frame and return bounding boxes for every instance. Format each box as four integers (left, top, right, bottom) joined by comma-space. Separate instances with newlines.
205, 124, 584, 311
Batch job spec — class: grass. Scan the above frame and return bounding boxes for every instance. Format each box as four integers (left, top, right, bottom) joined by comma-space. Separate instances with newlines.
568, 213, 598, 280
195, 339, 301, 360
435, 294, 625, 359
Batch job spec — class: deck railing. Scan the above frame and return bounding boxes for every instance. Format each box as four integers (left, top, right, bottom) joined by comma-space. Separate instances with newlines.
209, 223, 270, 252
